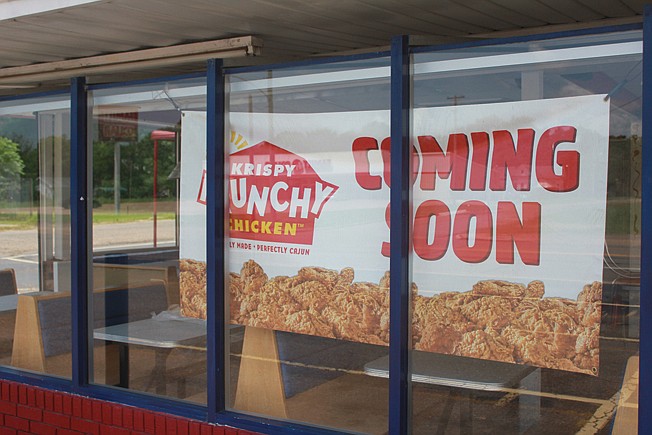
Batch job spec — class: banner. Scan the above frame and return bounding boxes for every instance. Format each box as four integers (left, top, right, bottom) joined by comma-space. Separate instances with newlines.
179, 95, 609, 375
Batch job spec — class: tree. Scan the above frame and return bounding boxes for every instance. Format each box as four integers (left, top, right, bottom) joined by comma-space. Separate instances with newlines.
92, 135, 177, 203
0, 136, 25, 202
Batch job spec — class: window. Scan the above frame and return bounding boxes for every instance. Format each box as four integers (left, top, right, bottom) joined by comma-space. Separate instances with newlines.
409, 30, 641, 434
219, 58, 392, 432
88, 77, 208, 402
0, 94, 72, 377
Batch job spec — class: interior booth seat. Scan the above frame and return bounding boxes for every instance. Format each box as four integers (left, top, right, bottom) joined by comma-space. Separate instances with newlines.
11, 281, 170, 380
0, 269, 17, 296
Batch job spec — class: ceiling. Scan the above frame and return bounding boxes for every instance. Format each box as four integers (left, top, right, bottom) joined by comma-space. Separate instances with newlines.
0, 0, 645, 95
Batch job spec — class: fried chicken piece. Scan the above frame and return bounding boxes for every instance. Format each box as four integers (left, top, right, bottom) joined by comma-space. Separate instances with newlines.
179, 259, 207, 319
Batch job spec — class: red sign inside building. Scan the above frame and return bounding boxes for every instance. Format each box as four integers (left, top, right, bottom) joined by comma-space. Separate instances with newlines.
98, 112, 138, 141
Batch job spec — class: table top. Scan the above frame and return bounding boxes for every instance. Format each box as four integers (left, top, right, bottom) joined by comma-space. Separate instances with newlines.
94, 317, 207, 349
364, 351, 536, 391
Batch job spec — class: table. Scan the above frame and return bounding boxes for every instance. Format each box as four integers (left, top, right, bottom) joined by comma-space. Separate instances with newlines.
364, 351, 540, 433
94, 316, 207, 394
94, 317, 206, 348
364, 351, 536, 391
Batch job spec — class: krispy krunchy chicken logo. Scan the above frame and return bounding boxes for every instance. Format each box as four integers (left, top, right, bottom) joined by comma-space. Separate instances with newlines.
225, 141, 338, 245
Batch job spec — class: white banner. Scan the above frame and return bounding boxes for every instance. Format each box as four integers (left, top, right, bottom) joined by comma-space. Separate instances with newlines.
179, 95, 608, 375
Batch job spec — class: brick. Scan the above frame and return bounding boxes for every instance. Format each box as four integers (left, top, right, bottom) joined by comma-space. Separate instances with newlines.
112, 404, 123, 426
100, 425, 130, 435
176, 418, 189, 435
225, 429, 238, 435
17, 405, 42, 421
155, 414, 167, 435
53, 395, 64, 413
58, 430, 85, 435
133, 410, 145, 432
27, 388, 36, 407
71, 417, 100, 435
0, 428, 16, 435
123, 407, 134, 429
17, 386, 27, 405
44, 392, 54, 411
0, 401, 17, 415
35, 390, 45, 409
72, 397, 82, 418
9, 384, 18, 403
201, 425, 212, 435
92, 401, 102, 421
189, 421, 202, 435
29, 421, 57, 435
5, 416, 29, 432
165, 417, 178, 435
102, 403, 113, 425
63, 395, 73, 415
1, 382, 9, 401
82, 399, 93, 420
213, 426, 225, 435
143, 412, 156, 434
43, 411, 71, 429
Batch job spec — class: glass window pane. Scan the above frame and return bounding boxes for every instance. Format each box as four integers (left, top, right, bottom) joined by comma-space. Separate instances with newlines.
410, 30, 641, 434
0, 94, 72, 377
89, 78, 207, 402
221, 58, 391, 432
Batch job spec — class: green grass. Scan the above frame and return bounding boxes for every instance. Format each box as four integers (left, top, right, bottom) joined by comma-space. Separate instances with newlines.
0, 200, 639, 234
0, 211, 175, 231
92, 212, 175, 224
0, 213, 38, 230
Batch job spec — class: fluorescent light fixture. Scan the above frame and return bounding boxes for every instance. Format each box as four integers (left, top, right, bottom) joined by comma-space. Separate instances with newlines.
0, 97, 70, 115
229, 41, 641, 92
0, 36, 262, 86
412, 41, 642, 75
91, 85, 207, 106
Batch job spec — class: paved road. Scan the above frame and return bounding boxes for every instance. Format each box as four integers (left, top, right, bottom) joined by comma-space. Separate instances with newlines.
0, 221, 640, 292
0, 220, 176, 291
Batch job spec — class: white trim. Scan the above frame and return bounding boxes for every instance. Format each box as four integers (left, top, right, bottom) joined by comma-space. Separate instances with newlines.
0, 36, 261, 86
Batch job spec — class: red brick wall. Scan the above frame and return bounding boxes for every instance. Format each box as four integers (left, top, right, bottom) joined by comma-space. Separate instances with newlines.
0, 380, 259, 435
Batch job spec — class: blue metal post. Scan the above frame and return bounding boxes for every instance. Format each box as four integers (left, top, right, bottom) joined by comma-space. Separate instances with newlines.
639, 6, 652, 433
207, 58, 226, 419
70, 76, 90, 390
389, 35, 411, 435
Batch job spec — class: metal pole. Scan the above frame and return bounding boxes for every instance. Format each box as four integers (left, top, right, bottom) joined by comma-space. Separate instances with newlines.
70, 76, 90, 390
114, 142, 120, 214
153, 138, 158, 248
389, 34, 412, 435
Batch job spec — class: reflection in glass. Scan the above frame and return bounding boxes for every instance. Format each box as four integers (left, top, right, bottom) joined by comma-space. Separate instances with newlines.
225, 59, 391, 433
409, 31, 641, 434
89, 78, 208, 402
0, 95, 72, 378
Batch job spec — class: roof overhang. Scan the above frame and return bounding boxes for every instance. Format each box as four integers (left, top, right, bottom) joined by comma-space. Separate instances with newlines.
0, 0, 644, 96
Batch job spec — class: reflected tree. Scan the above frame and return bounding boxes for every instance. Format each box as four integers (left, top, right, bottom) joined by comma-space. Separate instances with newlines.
0, 136, 24, 202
